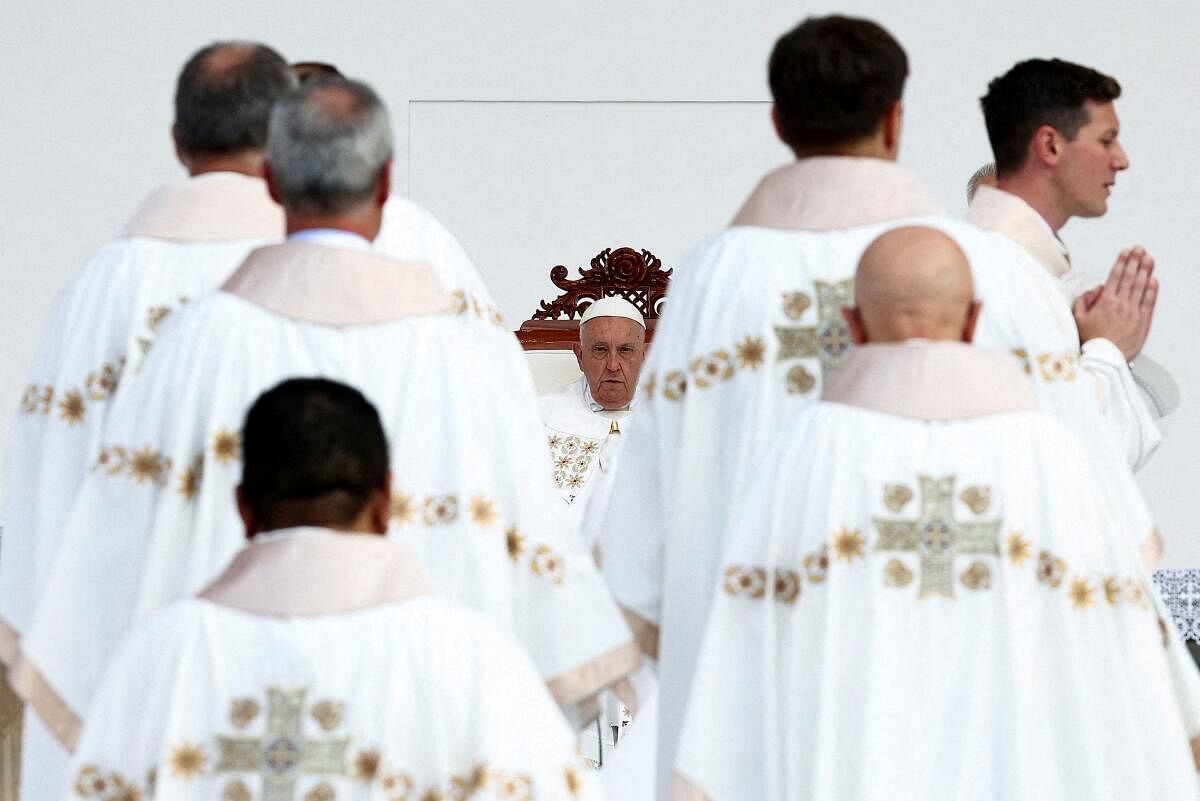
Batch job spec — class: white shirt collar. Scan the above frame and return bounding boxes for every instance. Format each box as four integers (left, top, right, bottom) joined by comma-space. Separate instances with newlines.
288, 228, 372, 251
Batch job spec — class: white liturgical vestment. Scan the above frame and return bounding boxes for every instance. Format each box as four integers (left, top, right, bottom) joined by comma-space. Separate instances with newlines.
65, 528, 603, 801
538, 377, 632, 537
588, 156, 1164, 797
673, 342, 1200, 801
10, 237, 638, 798
0, 172, 281, 652
968, 184, 1174, 456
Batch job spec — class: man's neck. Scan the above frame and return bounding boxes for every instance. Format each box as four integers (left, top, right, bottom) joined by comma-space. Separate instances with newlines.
184, 150, 266, 179
995, 172, 1068, 232
792, 138, 895, 161
285, 209, 382, 241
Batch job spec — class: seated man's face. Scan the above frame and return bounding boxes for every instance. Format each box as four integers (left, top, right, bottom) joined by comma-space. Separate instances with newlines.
576, 317, 646, 410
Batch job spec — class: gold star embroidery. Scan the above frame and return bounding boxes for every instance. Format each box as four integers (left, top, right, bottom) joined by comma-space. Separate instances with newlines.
450, 290, 469, 314
547, 434, 562, 449
690, 350, 734, 388
1069, 576, 1095, 609
128, 447, 170, 484
469, 496, 497, 528
390, 491, 416, 526
167, 741, 208, 778
146, 306, 171, 331
643, 373, 658, 399
565, 764, 583, 796
505, 528, 526, 562
1037, 352, 1079, 382
1011, 349, 1032, 375
382, 773, 414, 795
1006, 532, 1032, 566
831, 527, 865, 562
58, 390, 86, 425
210, 430, 242, 465
735, 336, 766, 370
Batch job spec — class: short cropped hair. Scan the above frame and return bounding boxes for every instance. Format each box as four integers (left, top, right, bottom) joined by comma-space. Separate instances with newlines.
981, 58, 1122, 176
174, 42, 295, 156
266, 78, 393, 214
769, 15, 908, 150
240, 378, 389, 528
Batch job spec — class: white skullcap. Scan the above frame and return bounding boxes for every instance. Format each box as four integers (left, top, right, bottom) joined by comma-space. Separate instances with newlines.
580, 296, 646, 328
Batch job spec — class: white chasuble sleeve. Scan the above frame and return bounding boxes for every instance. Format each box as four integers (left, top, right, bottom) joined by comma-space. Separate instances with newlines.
674, 406, 1200, 801
0, 238, 264, 651
20, 294, 636, 736
67, 599, 604, 801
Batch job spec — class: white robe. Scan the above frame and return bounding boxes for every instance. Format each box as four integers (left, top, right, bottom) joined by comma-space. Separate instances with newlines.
588, 156, 1161, 798
673, 342, 1200, 801
0, 183, 493, 653
537, 377, 631, 539
968, 183, 1174, 452
10, 240, 638, 799
65, 528, 604, 801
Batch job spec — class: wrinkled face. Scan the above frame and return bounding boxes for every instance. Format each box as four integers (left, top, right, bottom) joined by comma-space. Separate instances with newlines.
576, 316, 646, 410
1055, 100, 1129, 218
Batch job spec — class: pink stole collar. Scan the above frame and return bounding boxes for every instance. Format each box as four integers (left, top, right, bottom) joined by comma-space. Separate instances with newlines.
731, 157, 944, 231
119, 172, 283, 241
221, 240, 452, 325
967, 185, 1070, 279
822, 341, 1036, 420
198, 528, 432, 616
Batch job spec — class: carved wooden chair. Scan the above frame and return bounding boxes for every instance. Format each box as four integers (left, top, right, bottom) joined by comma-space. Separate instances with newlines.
517, 247, 672, 393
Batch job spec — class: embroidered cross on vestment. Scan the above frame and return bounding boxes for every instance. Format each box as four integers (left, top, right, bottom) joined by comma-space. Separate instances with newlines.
216, 688, 349, 801
872, 475, 1002, 599
773, 279, 855, 394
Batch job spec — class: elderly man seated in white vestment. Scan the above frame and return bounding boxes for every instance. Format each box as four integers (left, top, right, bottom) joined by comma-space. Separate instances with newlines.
538, 296, 646, 538
11, 76, 638, 800
967, 58, 1178, 457
64, 378, 604, 801
672, 227, 1200, 801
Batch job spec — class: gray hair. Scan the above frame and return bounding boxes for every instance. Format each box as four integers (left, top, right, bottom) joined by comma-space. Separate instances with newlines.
966, 162, 997, 202
266, 78, 393, 214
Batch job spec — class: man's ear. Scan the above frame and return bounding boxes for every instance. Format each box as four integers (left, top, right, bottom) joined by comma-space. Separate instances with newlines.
1031, 125, 1063, 168
263, 163, 283, 205
369, 471, 392, 534
882, 100, 903, 155
770, 105, 785, 146
843, 306, 869, 345
375, 160, 393, 208
171, 124, 189, 171
573, 342, 584, 370
962, 300, 983, 343
236, 485, 260, 541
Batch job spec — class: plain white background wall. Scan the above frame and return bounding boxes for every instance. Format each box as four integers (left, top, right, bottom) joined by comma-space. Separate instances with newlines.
1, 1, 1197, 561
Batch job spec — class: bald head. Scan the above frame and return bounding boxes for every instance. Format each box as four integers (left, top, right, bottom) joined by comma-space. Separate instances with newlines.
847, 226, 980, 344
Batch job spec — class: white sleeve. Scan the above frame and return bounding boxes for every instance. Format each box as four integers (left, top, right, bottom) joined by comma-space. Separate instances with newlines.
1080, 336, 1163, 471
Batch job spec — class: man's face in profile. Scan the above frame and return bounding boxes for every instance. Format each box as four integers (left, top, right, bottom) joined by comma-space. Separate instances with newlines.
576, 317, 646, 410
1055, 100, 1130, 218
